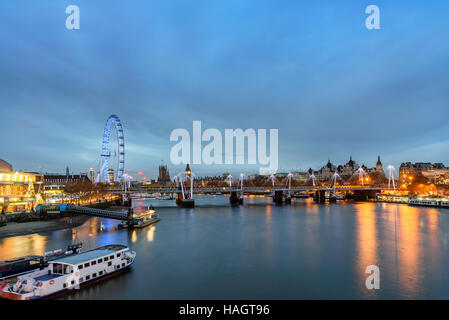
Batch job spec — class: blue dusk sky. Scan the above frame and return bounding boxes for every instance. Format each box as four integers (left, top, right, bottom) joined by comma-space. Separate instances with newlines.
1, 0, 449, 178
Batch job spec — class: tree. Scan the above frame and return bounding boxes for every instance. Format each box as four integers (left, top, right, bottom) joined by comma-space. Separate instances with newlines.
26, 181, 35, 198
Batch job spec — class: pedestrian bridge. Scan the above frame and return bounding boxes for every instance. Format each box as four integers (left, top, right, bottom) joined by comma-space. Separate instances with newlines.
36, 203, 129, 221
106, 185, 390, 196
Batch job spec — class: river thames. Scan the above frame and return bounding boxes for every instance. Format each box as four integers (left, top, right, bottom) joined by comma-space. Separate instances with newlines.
1, 195, 449, 299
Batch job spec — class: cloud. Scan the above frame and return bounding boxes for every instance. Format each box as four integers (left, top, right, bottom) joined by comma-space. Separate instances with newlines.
1, 1, 449, 177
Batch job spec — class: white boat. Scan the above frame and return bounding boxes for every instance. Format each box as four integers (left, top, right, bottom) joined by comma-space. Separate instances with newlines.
0, 244, 136, 300
409, 199, 441, 207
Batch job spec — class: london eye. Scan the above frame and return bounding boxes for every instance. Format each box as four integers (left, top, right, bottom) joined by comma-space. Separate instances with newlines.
95, 115, 125, 183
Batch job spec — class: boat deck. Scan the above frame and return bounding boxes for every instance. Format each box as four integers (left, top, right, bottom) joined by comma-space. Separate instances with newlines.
34, 274, 61, 281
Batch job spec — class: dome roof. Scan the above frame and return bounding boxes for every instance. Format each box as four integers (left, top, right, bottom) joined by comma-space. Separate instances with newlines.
0, 158, 13, 172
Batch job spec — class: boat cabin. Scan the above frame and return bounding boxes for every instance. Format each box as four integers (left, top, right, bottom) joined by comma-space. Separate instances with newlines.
0, 256, 45, 280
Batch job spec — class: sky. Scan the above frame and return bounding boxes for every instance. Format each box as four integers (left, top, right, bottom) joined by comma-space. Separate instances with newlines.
1, 0, 449, 179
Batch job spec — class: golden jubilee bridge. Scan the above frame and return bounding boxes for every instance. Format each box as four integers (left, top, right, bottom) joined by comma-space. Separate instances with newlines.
105, 184, 393, 208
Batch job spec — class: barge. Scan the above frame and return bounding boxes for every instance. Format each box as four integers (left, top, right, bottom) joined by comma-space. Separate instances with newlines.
0, 243, 83, 281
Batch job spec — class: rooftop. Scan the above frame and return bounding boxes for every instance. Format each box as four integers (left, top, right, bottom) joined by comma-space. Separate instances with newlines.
54, 244, 127, 265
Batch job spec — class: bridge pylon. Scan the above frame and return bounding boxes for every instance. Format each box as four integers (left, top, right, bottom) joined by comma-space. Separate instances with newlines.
174, 171, 195, 208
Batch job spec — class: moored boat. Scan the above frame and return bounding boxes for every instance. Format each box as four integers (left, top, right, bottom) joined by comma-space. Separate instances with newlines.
409, 199, 442, 208
0, 244, 136, 300
118, 208, 160, 229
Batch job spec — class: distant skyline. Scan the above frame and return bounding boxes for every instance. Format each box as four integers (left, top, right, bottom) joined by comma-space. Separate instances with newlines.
1, 1, 449, 179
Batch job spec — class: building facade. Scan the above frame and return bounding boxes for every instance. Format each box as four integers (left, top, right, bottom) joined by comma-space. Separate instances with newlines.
42, 173, 90, 197
308, 156, 385, 183
399, 162, 448, 184
0, 158, 43, 213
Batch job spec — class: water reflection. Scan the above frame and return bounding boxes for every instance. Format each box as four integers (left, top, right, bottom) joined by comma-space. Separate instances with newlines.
131, 230, 137, 243
396, 205, 422, 298
0, 234, 48, 258
355, 203, 379, 298
147, 225, 156, 242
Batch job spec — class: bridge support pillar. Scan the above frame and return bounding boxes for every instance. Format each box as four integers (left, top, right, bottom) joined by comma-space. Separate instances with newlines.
176, 193, 183, 206
177, 199, 195, 208
229, 192, 243, 205
314, 190, 326, 203
353, 190, 377, 201
329, 191, 337, 203
230, 192, 239, 205
127, 208, 133, 225
273, 191, 284, 205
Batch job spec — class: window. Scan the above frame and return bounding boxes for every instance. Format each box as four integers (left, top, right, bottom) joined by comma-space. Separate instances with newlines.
80, 277, 83, 282
86, 275, 90, 280
104, 257, 108, 261
63, 283, 67, 288
99, 271, 103, 276
84, 262, 90, 268
78, 265, 83, 270
122, 263, 125, 267
116, 253, 121, 258
108, 262, 112, 267
116, 265, 119, 269
109, 255, 114, 260
92, 273, 97, 277
53, 264, 63, 274
92, 261, 97, 265
98, 259, 103, 263
71, 280, 75, 285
